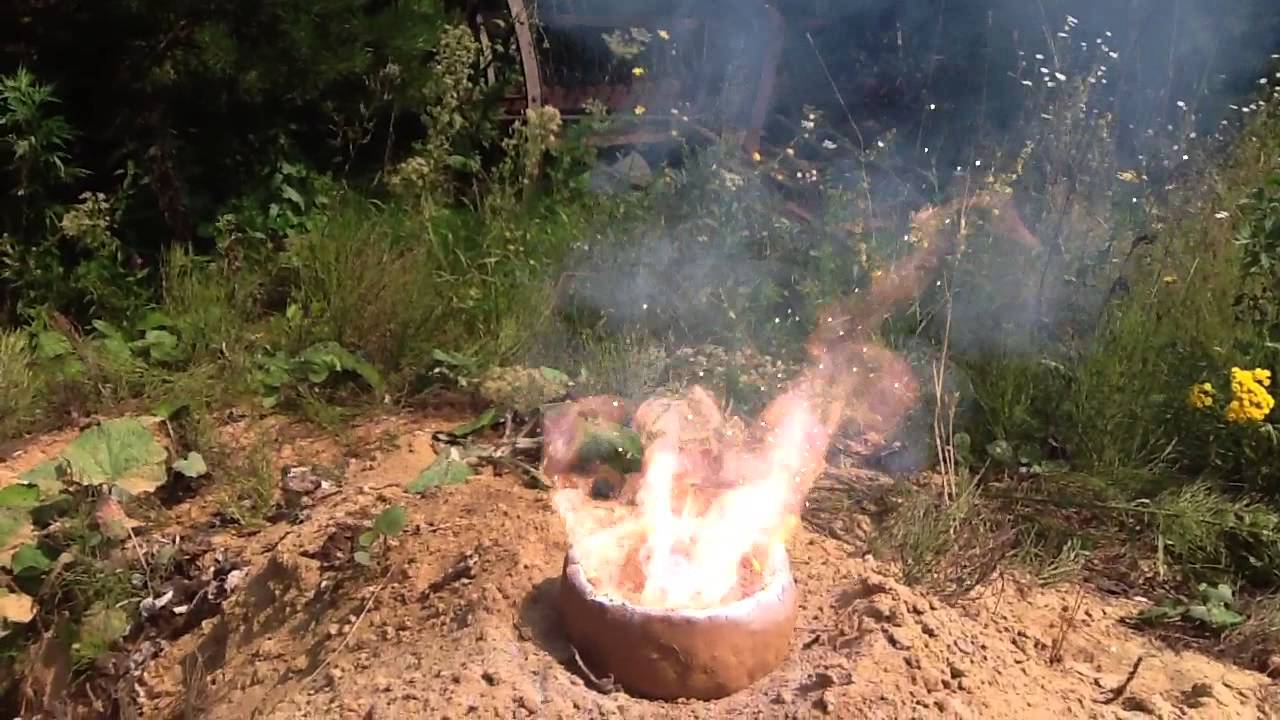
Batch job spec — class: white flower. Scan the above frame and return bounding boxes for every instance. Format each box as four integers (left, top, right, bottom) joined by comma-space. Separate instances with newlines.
1054, 72, 1067, 81
821, 139, 837, 150
1214, 211, 1230, 219
1176, 100, 1186, 109
800, 120, 815, 130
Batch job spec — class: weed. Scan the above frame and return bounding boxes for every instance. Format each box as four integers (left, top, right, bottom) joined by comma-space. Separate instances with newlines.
353, 505, 406, 567
211, 440, 276, 527
0, 330, 38, 441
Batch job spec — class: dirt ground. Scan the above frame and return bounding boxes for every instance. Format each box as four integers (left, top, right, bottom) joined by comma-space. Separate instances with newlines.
6, 412, 1280, 719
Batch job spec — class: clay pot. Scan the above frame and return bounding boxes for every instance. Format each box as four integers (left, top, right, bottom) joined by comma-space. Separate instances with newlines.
557, 544, 798, 700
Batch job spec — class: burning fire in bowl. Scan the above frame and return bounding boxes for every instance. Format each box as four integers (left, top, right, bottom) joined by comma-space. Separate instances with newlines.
542, 198, 1002, 700
544, 382, 842, 700
557, 541, 798, 700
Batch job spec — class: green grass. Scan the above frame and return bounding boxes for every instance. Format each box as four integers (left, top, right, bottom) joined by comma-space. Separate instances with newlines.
0, 329, 39, 442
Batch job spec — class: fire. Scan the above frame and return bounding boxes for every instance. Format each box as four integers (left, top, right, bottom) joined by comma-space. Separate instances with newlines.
546, 193, 1032, 612
548, 358, 858, 610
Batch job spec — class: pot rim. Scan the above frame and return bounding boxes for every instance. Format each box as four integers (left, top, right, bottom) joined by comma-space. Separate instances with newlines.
562, 541, 794, 622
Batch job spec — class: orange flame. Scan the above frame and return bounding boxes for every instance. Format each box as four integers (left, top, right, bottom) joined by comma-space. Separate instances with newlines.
547, 193, 1031, 611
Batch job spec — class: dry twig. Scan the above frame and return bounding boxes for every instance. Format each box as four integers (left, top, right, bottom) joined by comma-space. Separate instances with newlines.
305, 567, 393, 684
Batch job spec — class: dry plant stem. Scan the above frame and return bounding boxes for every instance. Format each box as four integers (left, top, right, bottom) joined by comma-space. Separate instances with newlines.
806, 31, 876, 233
125, 522, 154, 596
1049, 586, 1086, 665
305, 567, 393, 684
931, 274, 957, 503
1100, 654, 1147, 704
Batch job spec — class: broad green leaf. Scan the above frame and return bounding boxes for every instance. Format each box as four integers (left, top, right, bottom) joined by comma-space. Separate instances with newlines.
0, 484, 41, 510
450, 408, 499, 437
1199, 583, 1234, 606
432, 349, 477, 370
540, 367, 572, 385
406, 457, 472, 493
33, 330, 74, 360
18, 459, 67, 496
0, 589, 35, 626
1135, 603, 1184, 623
372, 506, 407, 537
357, 531, 377, 548
353, 551, 372, 567
74, 606, 130, 661
90, 321, 136, 365
1185, 604, 1246, 628
985, 440, 1016, 466
60, 418, 168, 495
135, 310, 176, 331
11, 544, 53, 576
152, 398, 191, 420
578, 422, 644, 473
133, 329, 182, 363
172, 452, 208, 479
298, 342, 383, 390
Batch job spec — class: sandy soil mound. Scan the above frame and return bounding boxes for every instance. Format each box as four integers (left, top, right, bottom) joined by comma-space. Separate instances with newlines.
11, 414, 1277, 719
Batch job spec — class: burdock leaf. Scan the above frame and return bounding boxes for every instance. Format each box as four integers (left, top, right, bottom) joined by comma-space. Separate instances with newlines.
0, 484, 41, 511
60, 418, 168, 495
1199, 583, 1235, 607
406, 457, 472, 493
450, 408, 500, 438
1185, 603, 1246, 628
172, 452, 208, 479
18, 459, 69, 497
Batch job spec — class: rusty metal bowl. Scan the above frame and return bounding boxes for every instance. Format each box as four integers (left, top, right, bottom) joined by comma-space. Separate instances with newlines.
557, 543, 798, 700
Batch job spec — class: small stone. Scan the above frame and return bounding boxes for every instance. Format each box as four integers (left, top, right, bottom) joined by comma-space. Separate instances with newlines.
886, 627, 914, 650
921, 670, 944, 692
921, 619, 940, 637
1122, 694, 1175, 719
949, 664, 968, 679
953, 637, 974, 655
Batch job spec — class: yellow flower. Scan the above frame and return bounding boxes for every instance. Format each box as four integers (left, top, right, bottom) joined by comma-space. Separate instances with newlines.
752, 151, 762, 163
632, 67, 646, 77
658, 29, 670, 40
1187, 382, 1216, 409
1225, 367, 1275, 424
633, 105, 646, 116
